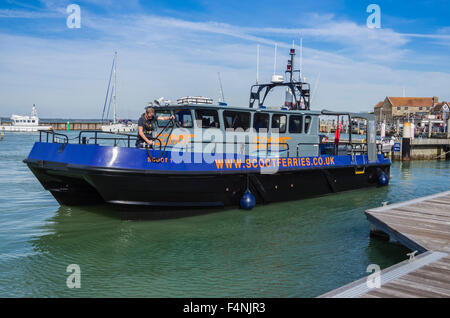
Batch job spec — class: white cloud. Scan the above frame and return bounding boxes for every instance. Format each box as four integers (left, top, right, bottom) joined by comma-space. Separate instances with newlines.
1, 9, 449, 118
0, 9, 59, 18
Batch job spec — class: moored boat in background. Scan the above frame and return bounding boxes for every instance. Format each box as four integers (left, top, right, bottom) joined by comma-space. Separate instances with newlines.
1, 104, 52, 132
100, 52, 137, 134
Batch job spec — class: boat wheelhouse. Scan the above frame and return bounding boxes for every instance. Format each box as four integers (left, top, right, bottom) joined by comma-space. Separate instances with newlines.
24, 47, 390, 219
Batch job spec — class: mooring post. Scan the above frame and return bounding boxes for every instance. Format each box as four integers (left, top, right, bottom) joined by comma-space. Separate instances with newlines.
447, 118, 450, 139
402, 122, 411, 161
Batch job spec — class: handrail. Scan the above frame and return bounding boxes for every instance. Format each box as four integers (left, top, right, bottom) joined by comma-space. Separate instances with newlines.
39, 130, 289, 156
78, 130, 137, 146
77, 130, 171, 150
319, 141, 368, 157
39, 130, 69, 143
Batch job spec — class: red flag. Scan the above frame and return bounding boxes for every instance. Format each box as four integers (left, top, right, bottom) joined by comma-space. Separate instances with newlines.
334, 122, 342, 145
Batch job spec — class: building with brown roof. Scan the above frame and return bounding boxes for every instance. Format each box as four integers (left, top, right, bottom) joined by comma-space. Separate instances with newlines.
431, 102, 449, 121
374, 96, 438, 122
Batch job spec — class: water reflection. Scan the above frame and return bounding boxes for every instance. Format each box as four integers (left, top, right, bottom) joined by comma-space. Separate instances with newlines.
1, 131, 448, 297
24, 186, 415, 297
400, 161, 412, 181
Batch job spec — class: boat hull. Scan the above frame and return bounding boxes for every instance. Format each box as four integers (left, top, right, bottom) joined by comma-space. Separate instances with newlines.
25, 156, 390, 219
24, 142, 391, 219
1, 125, 52, 132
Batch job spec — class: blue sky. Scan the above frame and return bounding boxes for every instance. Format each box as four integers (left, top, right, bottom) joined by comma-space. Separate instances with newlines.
0, 0, 449, 118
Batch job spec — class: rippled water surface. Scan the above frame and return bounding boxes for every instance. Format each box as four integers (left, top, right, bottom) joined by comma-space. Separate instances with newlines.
0, 132, 449, 297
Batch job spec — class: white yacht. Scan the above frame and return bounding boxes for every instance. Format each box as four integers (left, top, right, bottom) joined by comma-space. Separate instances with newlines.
100, 52, 137, 133
101, 121, 137, 133
0, 105, 52, 132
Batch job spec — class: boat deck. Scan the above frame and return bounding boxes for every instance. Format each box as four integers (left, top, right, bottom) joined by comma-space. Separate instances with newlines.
319, 191, 450, 298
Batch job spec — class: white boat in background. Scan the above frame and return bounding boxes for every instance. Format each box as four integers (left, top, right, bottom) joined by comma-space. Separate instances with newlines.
101, 121, 137, 133
0, 104, 52, 132
101, 52, 137, 134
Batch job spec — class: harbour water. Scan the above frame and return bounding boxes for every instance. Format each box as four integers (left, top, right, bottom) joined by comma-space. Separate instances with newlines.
0, 132, 449, 297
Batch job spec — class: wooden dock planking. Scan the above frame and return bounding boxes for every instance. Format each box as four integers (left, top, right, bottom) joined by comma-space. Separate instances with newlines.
319, 191, 450, 298
362, 256, 450, 298
366, 192, 450, 252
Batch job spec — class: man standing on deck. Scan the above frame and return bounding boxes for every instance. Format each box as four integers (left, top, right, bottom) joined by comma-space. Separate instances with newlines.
136, 106, 174, 148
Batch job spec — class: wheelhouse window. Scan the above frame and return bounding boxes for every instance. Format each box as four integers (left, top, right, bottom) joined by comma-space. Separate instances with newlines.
223, 111, 250, 131
271, 114, 286, 133
155, 110, 171, 127
253, 113, 269, 132
174, 109, 193, 128
195, 109, 220, 128
304, 116, 312, 133
289, 115, 303, 133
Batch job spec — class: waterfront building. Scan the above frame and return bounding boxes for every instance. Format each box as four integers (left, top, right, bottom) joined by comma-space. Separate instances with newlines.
431, 102, 449, 121
374, 96, 439, 123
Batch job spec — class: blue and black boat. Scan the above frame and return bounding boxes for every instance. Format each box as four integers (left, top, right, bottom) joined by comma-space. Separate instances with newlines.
24, 48, 390, 219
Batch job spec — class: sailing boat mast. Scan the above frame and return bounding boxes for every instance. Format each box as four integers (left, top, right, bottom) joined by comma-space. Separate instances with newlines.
217, 72, 225, 103
113, 51, 117, 124
217, 72, 227, 106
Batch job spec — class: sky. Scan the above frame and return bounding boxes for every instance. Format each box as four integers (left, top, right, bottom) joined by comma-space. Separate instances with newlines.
0, 0, 449, 118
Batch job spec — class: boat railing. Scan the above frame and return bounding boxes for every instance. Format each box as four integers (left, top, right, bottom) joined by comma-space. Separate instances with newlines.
39, 130, 139, 147
38, 130, 289, 157
39, 130, 69, 144
318, 141, 387, 157
78, 130, 138, 148
319, 141, 366, 156
348, 142, 387, 155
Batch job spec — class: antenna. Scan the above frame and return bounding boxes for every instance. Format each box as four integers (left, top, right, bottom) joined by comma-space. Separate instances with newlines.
299, 37, 303, 82
273, 43, 277, 76
287, 44, 295, 82
256, 44, 260, 84
402, 87, 406, 97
